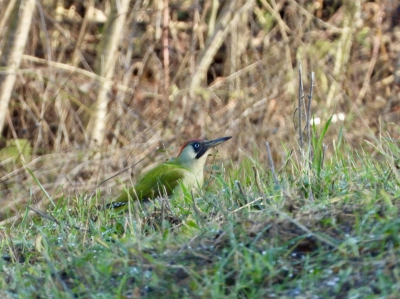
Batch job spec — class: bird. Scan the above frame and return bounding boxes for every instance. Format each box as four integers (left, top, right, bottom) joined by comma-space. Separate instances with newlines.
106, 136, 232, 209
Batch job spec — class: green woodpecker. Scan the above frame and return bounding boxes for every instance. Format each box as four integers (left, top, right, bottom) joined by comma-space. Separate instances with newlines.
106, 136, 231, 209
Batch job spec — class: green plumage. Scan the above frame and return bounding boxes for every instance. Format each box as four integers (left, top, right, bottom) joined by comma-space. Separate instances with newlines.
106, 136, 231, 210
107, 162, 191, 209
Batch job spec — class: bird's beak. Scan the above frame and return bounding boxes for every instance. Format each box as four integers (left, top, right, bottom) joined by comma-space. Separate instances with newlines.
204, 136, 232, 149
194, 136, 231, 159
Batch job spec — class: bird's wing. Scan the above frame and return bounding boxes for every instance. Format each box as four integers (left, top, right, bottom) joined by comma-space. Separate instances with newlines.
134, 163, 188, 199
108, 163, 188, 208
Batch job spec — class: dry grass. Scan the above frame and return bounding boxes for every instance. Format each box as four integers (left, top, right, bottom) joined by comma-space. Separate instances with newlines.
0, 0, 399, 222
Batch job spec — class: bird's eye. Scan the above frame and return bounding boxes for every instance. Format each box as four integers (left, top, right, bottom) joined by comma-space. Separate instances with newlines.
194, 143, 200, 149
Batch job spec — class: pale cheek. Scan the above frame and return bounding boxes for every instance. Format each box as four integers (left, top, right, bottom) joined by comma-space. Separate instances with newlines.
181, 147, 197, 161
190, 151, 198, 159
185, 151, 196, 160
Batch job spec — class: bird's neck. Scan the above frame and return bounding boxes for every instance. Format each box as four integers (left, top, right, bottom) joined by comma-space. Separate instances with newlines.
176, 152, 208, 177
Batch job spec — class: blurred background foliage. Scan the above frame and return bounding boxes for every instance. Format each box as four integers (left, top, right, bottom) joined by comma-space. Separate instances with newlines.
0, 0, 399, 221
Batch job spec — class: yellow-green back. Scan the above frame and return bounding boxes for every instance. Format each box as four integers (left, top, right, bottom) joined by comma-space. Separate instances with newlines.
110, 161, 192, 207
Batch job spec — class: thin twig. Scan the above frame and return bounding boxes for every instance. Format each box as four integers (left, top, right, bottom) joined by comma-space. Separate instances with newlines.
265, 142, 279, 187
297, 61, 304, 149
26, 205, 82, 231
93, 155, 147, 195
162, 0, 170, 99
307, 71, 315, 170
21, 55, 133, 93
189, 0, 254, 96
355, 6, 383, 104
26, 205, 59, 224
305, 72, 314, 143
307, 71, 315, 202
202, 197, 342, 253
264, 204, 340, 252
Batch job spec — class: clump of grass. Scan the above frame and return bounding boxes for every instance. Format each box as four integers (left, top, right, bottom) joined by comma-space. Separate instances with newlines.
2, 1, 400, 297
2, 0, 399, 216
2, 66, 400, 298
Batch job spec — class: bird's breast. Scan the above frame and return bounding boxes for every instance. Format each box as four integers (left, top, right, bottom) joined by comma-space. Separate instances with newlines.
172, 168, 204, 197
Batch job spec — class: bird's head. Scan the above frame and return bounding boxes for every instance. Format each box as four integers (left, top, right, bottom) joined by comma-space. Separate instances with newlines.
176, 136, 232, 168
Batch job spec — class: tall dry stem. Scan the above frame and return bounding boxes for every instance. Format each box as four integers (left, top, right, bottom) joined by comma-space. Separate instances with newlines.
188, 0, 255, 97
0, 0, 35, 135
326, 1, 361, 107
87, 0, 131, 148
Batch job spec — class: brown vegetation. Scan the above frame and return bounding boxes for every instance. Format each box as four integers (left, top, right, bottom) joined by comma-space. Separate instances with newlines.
0, 0, 399, 222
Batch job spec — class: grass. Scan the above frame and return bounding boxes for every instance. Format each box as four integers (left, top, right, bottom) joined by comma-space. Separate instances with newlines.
1, 0, 399, 224
2, 122, 400, 298
1, 1, 400, 298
